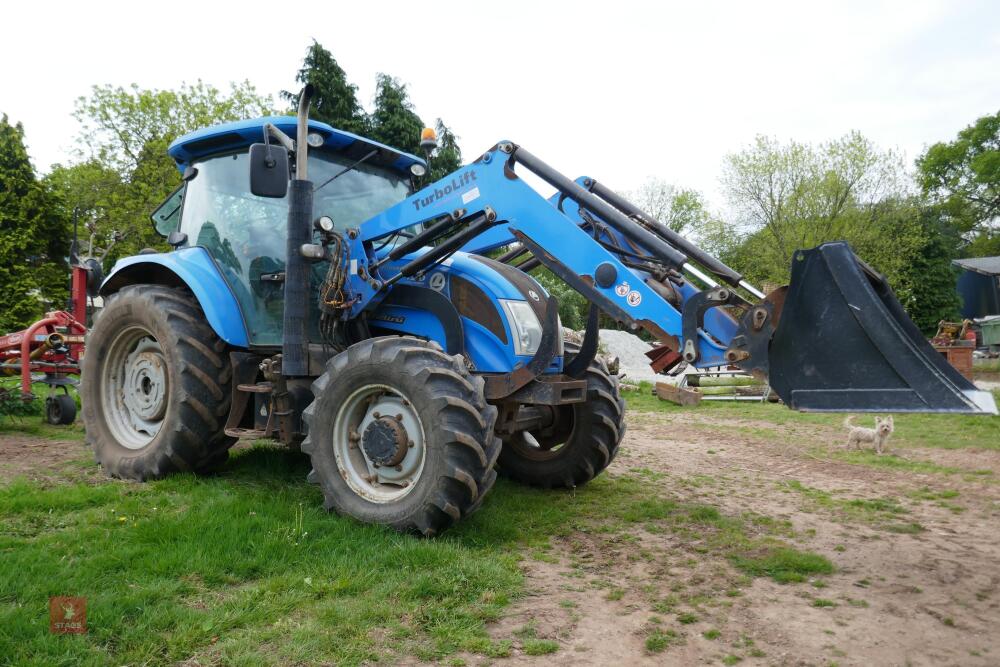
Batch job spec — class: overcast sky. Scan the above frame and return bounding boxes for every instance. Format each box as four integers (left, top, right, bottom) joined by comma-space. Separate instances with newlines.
2, 1, 998, 208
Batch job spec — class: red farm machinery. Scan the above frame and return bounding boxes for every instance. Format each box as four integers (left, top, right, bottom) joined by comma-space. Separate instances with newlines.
0, 217, 109, 424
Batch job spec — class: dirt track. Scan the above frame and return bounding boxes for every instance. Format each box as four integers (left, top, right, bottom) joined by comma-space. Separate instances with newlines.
0, 434, 94, 484
491, 411, 1000, 666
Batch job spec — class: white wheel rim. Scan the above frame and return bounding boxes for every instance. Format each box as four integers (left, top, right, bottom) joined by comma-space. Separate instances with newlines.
332, 383, 426, 503
101, 326, 168, 450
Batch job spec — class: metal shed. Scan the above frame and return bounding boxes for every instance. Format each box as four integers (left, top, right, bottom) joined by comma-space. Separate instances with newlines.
954, 256, 1000, 319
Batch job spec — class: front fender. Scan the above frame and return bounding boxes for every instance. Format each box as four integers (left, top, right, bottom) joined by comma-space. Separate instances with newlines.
101, 248, 250, 348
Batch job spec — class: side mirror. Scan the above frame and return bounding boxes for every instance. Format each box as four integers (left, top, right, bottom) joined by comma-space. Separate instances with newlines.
249, 143, 289, 198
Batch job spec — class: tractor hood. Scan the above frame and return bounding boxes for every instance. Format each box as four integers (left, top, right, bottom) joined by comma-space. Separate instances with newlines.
370, 248, 561, 374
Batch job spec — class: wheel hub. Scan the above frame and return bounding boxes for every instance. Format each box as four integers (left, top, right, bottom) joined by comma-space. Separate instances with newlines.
122, 342, 167, 422
332, 386, 425, 503
361, 415, 409, 467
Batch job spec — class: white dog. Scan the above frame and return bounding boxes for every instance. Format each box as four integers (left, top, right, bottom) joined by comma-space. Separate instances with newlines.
843, 415, 894, 454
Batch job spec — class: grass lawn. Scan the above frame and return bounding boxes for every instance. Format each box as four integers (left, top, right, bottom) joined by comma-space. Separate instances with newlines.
1, 431, 830, 666
622, 383, 1000, 451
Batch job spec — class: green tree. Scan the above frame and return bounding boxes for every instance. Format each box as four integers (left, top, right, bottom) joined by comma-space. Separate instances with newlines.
54, 81, 273, 260
429, 118, 463, 180
916, 110, 1000, 255
282, 40, 368, 135
898, 211, 963, 332
720, 131, 907, 284
368, 74, 424, 156
629, 178, 711, 234
283, 47, 464, 177
0, 114, 70, 331
531, 267, 590, 331
74, 81, 272, 177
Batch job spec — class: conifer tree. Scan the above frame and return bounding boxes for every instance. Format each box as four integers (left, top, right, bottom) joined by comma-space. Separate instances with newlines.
0, 114, 69, 330
368, 74, 424, 155
283, 41, 368, 135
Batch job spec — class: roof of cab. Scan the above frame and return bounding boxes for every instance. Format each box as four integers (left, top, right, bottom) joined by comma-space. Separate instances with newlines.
167, 116, 425, 175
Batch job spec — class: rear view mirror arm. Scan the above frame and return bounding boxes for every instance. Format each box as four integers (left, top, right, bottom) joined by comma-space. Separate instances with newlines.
262, 123, 295, 154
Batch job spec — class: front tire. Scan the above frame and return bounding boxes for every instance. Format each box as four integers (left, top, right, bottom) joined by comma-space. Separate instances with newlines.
81, 285, 235, 480
302, 337, 500, 536
497, 352, 625, 488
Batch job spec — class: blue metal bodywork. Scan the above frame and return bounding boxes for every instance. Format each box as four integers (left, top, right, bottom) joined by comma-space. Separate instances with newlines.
104, 248, 250, 348
370, 252, 560, 373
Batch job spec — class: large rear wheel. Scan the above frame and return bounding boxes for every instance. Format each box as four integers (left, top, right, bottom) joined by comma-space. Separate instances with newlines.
81, 285, 235, 480
302, 337, 500, 536
497, 351, 625, 488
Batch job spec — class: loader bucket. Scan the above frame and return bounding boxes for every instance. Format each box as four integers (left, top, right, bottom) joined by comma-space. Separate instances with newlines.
766, 242, 997, 414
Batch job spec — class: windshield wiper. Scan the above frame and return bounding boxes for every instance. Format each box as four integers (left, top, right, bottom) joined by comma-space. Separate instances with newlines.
313, 149, 379, 194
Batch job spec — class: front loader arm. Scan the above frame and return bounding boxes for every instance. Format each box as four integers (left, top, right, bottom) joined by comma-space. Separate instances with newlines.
347, 142, 733, 367
340, 140, 995, 414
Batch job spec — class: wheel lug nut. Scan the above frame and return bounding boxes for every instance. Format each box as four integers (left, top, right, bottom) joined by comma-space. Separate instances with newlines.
395, 413, 403, 421
372, 411, 380, 418
395, 465, 402, 472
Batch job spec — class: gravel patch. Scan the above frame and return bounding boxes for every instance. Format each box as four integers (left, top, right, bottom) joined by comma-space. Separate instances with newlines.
597, 329, 660, 384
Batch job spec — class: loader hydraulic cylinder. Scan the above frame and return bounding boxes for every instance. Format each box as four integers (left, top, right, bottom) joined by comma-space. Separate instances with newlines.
587, 180, 765, 298
588, 180, 742, 286
386, 212, 495, 286
509, 146, 689, 270
372, 212, 462, 269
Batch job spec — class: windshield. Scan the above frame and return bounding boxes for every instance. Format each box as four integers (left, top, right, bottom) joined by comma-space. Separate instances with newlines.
179, 149, 409, 345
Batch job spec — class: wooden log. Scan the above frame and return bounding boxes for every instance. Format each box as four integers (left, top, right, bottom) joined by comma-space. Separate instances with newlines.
654, 381, 703, 406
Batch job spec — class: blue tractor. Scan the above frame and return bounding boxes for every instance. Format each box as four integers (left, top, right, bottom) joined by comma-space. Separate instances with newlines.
82, 87, 996, 535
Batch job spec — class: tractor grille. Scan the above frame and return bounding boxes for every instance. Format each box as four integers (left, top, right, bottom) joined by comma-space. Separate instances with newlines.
450, 275, 508, 345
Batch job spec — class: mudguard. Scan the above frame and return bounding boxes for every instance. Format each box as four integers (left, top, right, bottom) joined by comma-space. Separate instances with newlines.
100, 248, 250, 348
763, 242, 996, 414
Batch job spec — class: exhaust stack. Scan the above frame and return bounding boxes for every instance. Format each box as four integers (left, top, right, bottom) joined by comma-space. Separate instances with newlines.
282, 84, 315, 377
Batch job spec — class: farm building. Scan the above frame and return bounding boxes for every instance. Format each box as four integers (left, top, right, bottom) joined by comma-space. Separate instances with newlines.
954, 256, 1000, 319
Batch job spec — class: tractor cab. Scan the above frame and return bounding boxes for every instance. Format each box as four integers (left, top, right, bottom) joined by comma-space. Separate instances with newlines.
154, 118, 421, 346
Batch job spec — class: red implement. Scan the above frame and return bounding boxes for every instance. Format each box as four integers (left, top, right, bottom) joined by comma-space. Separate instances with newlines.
0, 258, 91, 398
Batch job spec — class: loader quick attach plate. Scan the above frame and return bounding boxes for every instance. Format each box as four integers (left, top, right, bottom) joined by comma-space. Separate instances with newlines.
764, 242, 997, 414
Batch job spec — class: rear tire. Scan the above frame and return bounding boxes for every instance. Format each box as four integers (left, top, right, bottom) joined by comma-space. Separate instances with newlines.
302, 336, 500, 536
81, 285, 235, 480
497, 350, 625, 488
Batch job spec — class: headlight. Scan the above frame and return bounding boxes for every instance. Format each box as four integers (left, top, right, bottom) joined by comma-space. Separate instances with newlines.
500, 299, 543, 356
